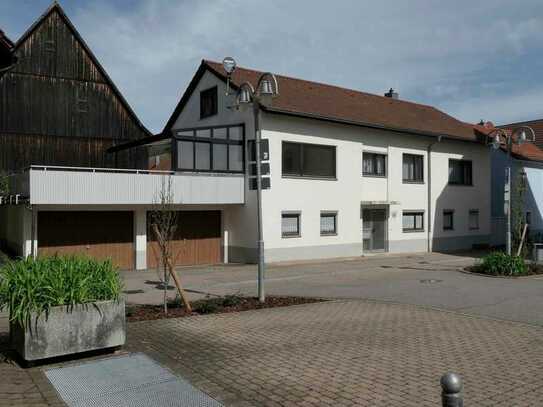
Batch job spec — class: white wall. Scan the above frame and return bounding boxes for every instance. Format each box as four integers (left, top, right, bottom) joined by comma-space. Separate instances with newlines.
260, 114, 491, 261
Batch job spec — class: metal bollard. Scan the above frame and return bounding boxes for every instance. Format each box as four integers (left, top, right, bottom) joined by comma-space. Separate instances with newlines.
440, 372, 463, 407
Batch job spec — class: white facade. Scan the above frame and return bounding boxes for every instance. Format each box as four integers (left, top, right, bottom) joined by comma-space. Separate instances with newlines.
170, 70, 492, 263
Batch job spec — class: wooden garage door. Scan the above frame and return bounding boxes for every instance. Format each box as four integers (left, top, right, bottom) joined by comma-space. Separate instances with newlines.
147, 211, 221, 268
38, 211, 134, 270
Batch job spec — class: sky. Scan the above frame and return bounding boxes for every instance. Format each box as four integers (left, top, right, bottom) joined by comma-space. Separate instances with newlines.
1, 0, 543, 134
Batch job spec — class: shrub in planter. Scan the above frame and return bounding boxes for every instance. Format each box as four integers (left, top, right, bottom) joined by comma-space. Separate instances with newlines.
476, 252, 528, 276
0, 255, 125, 361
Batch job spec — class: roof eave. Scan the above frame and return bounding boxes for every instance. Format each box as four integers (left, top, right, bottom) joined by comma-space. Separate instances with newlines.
262, 106, 484, 144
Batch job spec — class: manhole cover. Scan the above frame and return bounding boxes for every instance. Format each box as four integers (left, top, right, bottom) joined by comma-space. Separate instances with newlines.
44, 353, 223, 407
419, 279, 443, 284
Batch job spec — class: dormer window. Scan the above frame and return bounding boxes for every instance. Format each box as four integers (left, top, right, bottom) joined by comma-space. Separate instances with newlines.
200, 86, 218, 119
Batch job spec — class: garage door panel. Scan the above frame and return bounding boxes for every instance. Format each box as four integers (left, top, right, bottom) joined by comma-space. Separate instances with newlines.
38, 211, 134, 270
147, 211, 221, 268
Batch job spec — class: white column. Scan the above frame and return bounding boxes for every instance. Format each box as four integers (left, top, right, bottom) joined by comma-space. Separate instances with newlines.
22, 207, 36, 258
134, 209, 147, 270
223, 229, 229, 263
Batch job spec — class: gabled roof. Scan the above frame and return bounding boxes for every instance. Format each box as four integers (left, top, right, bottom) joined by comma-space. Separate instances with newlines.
0, 30, 14, 50
164, 59, 488, 142
500, 118, 543, 151
10, 1, 152, 138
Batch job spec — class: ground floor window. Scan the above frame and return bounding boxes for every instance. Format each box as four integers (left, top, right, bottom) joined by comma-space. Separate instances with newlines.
469, 210, 479, 230
402, 211, 424, 232
320, 212, 337, 236
443, 210, 454, 230
282, 212, 301, 237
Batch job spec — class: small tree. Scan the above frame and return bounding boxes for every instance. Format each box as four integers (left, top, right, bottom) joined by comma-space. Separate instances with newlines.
511, 169, 528, 257
149, 176, 191, 315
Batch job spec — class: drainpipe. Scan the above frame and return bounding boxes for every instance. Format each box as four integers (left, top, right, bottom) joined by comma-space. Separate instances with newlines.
427, 136, 442, 252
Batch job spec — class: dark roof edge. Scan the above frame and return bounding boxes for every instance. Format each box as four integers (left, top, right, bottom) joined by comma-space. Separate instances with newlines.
498, 118, 543, 128
14, 2, 152, 138
107, 132, 170, 153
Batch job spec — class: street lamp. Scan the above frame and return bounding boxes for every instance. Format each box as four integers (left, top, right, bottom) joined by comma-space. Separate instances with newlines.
222, 57, 279, 302
487, 125, 535, 255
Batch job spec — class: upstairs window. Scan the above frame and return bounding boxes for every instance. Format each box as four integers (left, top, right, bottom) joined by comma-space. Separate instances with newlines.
449, 159, 472, 185
282, 141, 336, 179
200, 86, 218, 119
176, 125, 244, 173
363, 153, 386, 177
402, 154, 424, 183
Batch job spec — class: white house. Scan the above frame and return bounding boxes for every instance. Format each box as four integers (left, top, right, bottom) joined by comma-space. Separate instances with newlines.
1, 60, 494, 268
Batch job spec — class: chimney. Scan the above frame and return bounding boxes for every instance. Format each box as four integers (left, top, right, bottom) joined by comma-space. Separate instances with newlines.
384, 88, 398, 99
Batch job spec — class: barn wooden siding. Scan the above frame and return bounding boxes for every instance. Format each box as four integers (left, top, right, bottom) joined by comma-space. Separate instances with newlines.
0, 5, 148, 174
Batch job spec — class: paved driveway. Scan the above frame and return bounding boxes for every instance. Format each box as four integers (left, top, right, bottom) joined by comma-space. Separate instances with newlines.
123, 252, 543, 326
127, 300, 543, 406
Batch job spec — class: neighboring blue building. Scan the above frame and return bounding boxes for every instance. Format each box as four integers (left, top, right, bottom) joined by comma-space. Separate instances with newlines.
491, 119, 543, 247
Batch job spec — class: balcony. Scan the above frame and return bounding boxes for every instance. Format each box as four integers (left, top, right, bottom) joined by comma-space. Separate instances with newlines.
7, 166, 245, 206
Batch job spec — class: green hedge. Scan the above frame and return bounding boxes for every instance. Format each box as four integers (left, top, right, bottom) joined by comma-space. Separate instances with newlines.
0, 255, 122, 328
476, 252, 528, 276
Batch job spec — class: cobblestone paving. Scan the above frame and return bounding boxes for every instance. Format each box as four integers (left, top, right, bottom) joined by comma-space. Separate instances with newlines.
0, 333, 65, 407
127, 300, 543, 407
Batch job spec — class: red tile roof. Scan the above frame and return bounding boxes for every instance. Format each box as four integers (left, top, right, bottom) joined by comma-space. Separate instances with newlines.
510, 143, 543, 162
501, 119, 543, 151
200, 60, 487, 142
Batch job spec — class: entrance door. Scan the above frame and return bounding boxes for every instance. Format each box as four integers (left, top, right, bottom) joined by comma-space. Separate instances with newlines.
362, 208, 387, 252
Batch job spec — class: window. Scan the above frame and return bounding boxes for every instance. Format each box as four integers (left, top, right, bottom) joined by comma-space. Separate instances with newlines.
200, 86, 218, 119
363, 153, 386, 177
526, 211, 532, 226
176, 125, 244, 173
282, 141, 336, 179
320, 212, 337, 236
449, 159, 472, 185
443, 210, 454, 230
402, 211, 424, 232
469, 210, 479, 230
282, 213, 301, 237
402, 154, 424, 183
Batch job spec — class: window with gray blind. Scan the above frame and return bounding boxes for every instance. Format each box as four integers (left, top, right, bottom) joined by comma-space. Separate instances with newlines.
402, 154, 424, 183
281, 213, 301, 237
320, 212, 337, 235
402, 211, 424, 232
449, 159, 472, 185
175, 125, 244, 173
363, 153, 386, 176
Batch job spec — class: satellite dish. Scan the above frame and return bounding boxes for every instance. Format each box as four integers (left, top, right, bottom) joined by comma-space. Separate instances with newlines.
491, 134, 501, 150
222, 57, 236, 75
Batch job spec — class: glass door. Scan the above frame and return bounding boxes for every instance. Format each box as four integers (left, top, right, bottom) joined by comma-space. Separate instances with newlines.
362, 208, 387, 252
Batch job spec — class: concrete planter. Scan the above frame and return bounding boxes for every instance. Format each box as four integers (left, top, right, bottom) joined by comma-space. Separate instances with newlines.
10, 300, 125, 361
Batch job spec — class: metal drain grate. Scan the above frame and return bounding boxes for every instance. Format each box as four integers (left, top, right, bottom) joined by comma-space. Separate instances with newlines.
44, 353, 223, 407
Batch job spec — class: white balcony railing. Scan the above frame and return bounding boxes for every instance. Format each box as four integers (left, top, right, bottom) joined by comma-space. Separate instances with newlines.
8, 166, 245, 205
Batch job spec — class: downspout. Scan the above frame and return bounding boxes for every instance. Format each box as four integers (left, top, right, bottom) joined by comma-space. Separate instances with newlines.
427, 136, 442, 252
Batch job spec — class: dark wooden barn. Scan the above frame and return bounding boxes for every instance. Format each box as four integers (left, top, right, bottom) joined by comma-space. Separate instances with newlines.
0, 2, 150, 174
